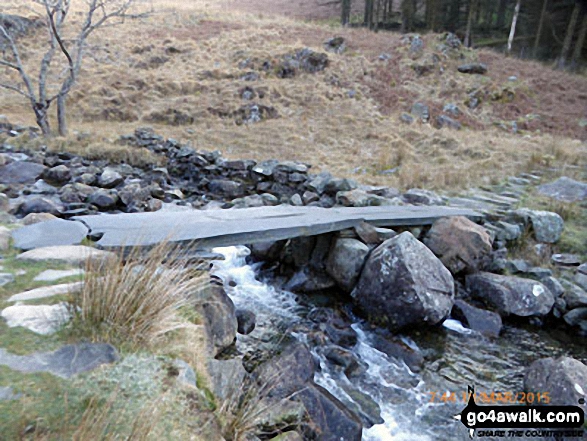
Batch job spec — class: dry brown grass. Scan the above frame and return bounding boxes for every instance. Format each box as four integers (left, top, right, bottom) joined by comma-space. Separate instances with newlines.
69, 241, 206, 350
1, 0, 586, 191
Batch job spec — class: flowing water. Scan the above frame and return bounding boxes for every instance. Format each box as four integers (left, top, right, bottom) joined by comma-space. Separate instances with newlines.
211, 246, 587, 440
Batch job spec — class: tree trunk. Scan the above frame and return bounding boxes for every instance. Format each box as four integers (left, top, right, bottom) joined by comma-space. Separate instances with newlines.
34, 102, 51, 136
557, 2, 580, 69
507, 0, 522, 55
465, 0, 477, 47
496, 0, 507, 29
447, 0, 461, 32
532, 0, 548, 58
364, 0, 373, 27
401, 0, 414, 33
571, 9, 587, 69
341, 0, 351, 26
57, 94, 67, 137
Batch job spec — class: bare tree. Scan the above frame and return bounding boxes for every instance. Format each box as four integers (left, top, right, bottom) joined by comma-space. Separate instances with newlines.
507, 0, 522, 55
571, 7, 587, 70
557, 1, 580, 69
533, 0, 548, 58
0, 0, 146, 137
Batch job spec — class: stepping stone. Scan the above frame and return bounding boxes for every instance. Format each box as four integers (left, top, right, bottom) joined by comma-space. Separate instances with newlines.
1, 303, 70, 335
16, 245, 115, 266
0, 343, 119, 379
12, 219, 89, 250
0, 386, 21, 401
8, 282, 83, 302
0, 273, 14, 287
34, 269, 85, 282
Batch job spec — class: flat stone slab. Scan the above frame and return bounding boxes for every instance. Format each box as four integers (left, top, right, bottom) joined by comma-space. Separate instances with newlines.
66, 205, 482, 249
16, 245, 115, 266
0, 343, 118, 379
8, 281, 83, 302
537, 177, 587, 203
12, 219, 89, 250
0, 161, 46, 184
1, 302, 70, 334
34, 269, 85, 282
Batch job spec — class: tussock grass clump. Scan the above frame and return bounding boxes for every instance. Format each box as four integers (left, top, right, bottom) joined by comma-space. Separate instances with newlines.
70, 241, 206, 350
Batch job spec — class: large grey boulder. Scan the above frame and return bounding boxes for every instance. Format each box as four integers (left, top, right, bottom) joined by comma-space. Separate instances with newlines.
466, 272, 554, 317
512, 208, 564, 244
451, 300, 502, 337
98, 168, 123, 188
537, 177, 587, 203
0, 162, 46, 184
326, 238, 369, 292
199, 282, 237, 356
352, 232, 455, 331
424, 216, 492, 274
524, 356, 587, 407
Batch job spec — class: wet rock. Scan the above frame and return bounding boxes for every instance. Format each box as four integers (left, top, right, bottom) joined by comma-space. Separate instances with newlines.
424, 216, 492, 274
298, 383, 362, 441
236, 308, 256, 335
249, 240, 286, 262
537, 177, 587, 203
452, 300, 502, 337
512, 208, 564, 244
0, 162, 46, 184
285, 267, 336, 293
98, 168, 124, 188
326, 238, 369, 292
524, 356, 587, 407
42, 165, 71, 184
256, 343, 316, 397
369, 334, 424, 372
324, 36, 346, 54
466, 273, 554, 317
0, 343, 118, 379
352, 232, 455, 332
323, 346, 361, 375
339, 384, 383, 427
457, 63, 487, 74
199, 283, 237, 356
402, 188, 443, 205
18, 197, 61, 217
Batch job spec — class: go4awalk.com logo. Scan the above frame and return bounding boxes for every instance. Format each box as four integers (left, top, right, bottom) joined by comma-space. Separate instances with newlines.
455, 386, 585, 438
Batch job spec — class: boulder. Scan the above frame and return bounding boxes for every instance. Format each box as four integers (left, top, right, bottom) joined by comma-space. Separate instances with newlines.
352, 232, 455, 331
235, 308, 256, 335
562, 284, 587, 310
207, 358, 247, 401
199, 283, 237, 356
18, 197, 61, 217
1, 302, 70, 335
0, 162, 46, 184
368, 334, 424, 372
285, 267, 336, 293
401, 188, 443, 205
326, 238, 370, 292
524, 356, 587, 407
298, 384, 362, 441
22, 212, 58, 225
575, 272, 587, 292
537, 177, 587, 203
88, 189, 119, 210
451, 300, 502, 337
98, 168, 124, 188
563, 308, 587, 332
424, 216, 492, 274
512, 208, 564, 244
12, 218, 89, 250
336, 189, 390, 207
466, 272, 554, 317
43, 165, 71, 184
435, 115, 461, 130
324, 36, 346, 54
411, 102, 430, 122
208, 179, 245, 198
457, 63, 487, 74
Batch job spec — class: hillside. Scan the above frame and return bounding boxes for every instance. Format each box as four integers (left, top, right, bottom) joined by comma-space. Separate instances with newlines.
1, 0, 586, 192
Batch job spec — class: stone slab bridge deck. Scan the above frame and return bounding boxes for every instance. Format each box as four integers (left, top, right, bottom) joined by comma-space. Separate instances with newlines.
14, 205, 482, 252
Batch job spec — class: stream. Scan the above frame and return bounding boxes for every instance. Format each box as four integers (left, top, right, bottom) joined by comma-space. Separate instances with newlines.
211, 245, 587, 440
